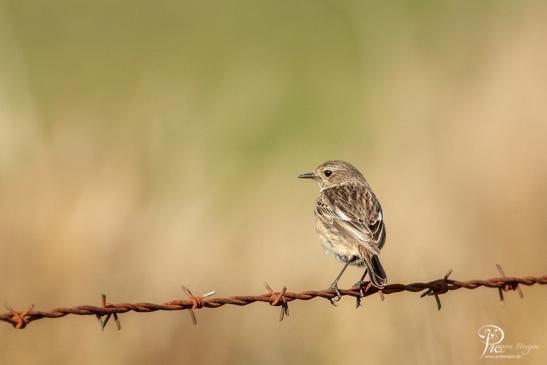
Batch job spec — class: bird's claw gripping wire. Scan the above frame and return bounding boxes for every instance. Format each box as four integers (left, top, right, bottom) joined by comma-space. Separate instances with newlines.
352, 281, 373, 308
328, 282, 343, 305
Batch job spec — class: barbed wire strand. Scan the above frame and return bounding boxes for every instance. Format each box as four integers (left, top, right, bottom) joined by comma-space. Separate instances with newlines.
1, 264, 545, 330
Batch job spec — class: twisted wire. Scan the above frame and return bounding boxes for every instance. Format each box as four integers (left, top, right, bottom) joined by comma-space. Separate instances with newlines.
2, 267, 545, 330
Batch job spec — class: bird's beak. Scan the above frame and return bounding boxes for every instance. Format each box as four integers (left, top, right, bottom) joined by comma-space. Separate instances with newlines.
298, 172, 317, 180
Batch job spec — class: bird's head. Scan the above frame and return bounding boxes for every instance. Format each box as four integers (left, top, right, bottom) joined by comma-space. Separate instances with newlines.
298, 160, 367, 190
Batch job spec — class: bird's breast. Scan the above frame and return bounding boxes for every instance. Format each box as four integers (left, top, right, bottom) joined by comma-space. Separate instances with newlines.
315, 219, 364, 265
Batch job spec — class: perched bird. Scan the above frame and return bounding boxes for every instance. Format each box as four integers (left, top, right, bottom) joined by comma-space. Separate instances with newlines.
299, 160, 387, 303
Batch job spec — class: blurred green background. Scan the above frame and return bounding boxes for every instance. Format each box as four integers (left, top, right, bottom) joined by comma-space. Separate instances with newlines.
1, 1, 546, 364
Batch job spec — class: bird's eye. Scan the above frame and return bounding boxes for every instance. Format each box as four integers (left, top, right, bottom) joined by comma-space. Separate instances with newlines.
323, 170, 332, 177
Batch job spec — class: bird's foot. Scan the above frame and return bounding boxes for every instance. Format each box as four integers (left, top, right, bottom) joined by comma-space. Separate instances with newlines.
352, 280, 367, 296
352, 280, 372, 308
328, 282, 343, 306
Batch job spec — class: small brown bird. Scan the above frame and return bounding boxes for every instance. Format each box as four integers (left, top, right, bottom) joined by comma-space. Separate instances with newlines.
299, 160, 387, 303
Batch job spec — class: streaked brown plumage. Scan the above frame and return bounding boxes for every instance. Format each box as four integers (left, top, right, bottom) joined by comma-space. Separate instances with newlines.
299, 160, 387, 302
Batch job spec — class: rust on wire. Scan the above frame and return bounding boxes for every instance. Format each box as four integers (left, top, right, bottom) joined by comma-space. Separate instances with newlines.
265, 283, 289, 321
4, 304, 34, 329
420, 269, 453, 311
1, 265, 545, 330
96, 294, 121, 331
180, 285, 216, 325
496, 264, 524, 304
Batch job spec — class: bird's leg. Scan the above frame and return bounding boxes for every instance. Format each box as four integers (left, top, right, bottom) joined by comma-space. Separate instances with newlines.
328, 258, 353, 305
353, 268, 369, 292
353, 269, 368, 308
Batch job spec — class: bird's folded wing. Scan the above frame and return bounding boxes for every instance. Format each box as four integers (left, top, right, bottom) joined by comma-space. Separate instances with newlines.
316, 185, 386, 254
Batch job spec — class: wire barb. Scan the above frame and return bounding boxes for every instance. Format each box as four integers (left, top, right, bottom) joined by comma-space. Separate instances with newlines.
4, 304, 35, 329
265, 283, 290, 321
1, 268, 545, 329
420, 269, 453, 311
96, 294, 121, 331
180, 285, 215, 325
496, 264, 524, 305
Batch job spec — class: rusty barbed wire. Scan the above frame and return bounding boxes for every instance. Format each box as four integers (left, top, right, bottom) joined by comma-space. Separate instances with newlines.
1, 265, 545, 330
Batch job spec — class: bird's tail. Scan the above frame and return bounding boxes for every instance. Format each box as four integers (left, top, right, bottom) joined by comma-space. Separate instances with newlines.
365, 254, 387, 289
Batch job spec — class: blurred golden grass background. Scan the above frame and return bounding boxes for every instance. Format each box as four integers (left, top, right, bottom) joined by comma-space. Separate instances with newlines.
1, 1, 546, 364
